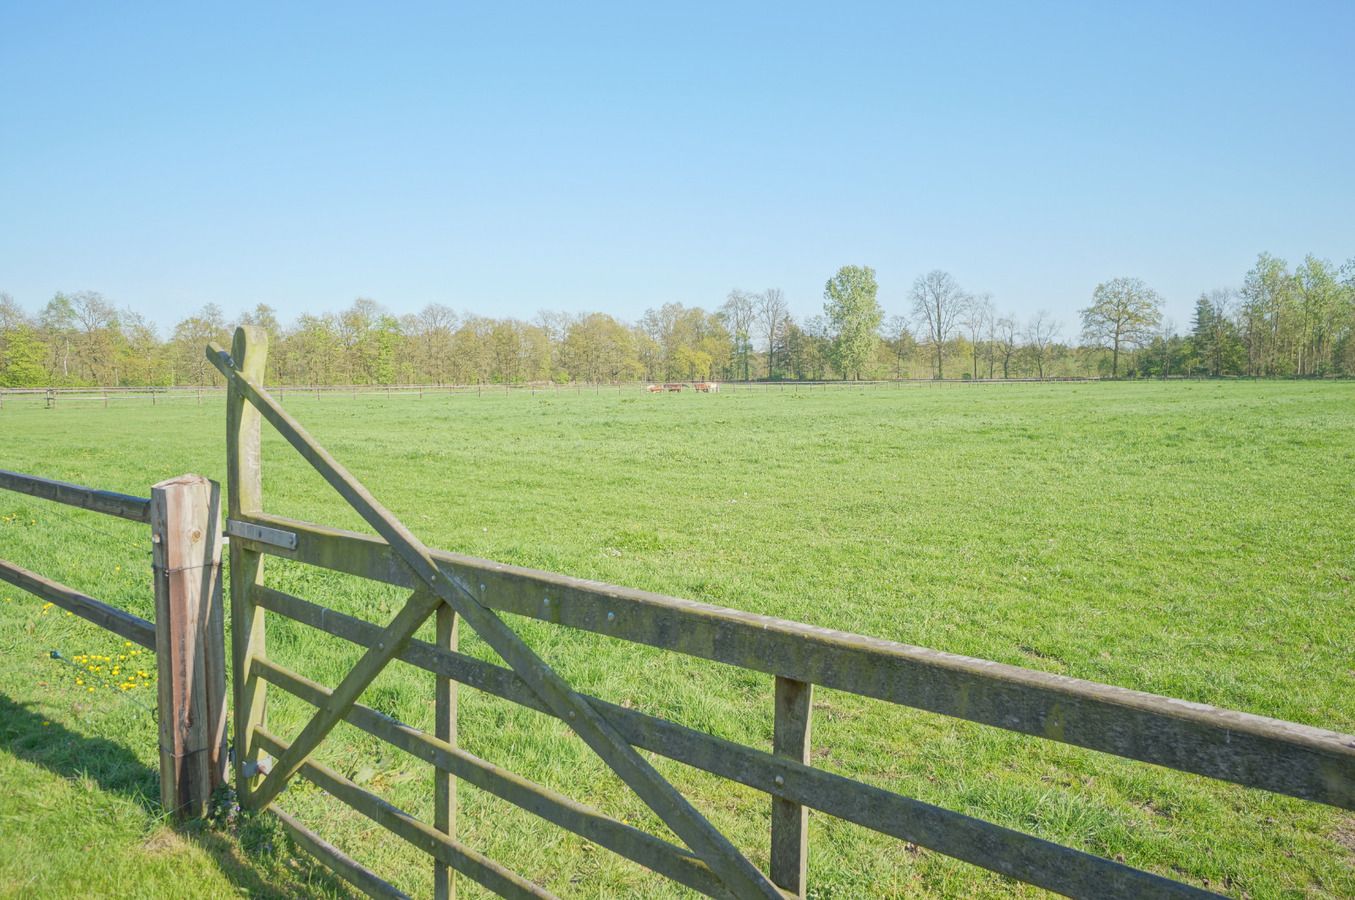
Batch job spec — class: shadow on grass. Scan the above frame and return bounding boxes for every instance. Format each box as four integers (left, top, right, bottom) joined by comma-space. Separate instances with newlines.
0, 692, 358, 900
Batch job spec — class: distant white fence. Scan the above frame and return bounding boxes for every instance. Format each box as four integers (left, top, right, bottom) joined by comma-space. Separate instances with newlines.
0, 378, 1103, 409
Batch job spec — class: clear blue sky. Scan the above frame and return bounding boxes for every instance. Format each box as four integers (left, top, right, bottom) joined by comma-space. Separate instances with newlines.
2, 1, 1351, 337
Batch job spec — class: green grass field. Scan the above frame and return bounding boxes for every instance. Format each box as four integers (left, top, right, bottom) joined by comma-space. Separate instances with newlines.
2, 380, 1353, 899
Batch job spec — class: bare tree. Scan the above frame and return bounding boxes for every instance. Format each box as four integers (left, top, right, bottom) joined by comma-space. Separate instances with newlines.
413, 303, 461, 383
909, 270, 965, 378
961, 291, 993, 379
67, 290, 120, 384
0, 292, 28, 330
718, 288, 756, 381
754, 288, 791, 377
995, 316, 1019, 378
1025, 310, 1062, 378
884, 314, 916, 378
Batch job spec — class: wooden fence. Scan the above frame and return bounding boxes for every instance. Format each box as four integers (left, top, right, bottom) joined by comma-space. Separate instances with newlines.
0, 469, 228, 819
0, 377, 1102, 409
209, 325, 1354, 899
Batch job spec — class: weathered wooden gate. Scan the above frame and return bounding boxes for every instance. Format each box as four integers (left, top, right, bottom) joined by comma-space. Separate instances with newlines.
211, 327, 1354, 900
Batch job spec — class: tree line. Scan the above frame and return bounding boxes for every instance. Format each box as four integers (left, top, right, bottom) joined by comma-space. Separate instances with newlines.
2, 253, 1352, 389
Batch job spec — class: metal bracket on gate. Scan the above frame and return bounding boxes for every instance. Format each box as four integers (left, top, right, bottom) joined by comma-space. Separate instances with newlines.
225, 519, 298, 551
242, 754, 273, 778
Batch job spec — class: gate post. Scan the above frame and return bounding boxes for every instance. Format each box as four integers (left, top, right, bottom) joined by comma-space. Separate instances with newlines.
151, 474, 227, 820
434, 601, 459, 900
226, 326, 270, 808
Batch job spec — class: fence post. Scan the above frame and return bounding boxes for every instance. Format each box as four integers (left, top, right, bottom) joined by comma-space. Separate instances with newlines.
771, 676, 813, 895
434, 600, 459, 900
226, 326, 270, 808
151, 474, 227, 820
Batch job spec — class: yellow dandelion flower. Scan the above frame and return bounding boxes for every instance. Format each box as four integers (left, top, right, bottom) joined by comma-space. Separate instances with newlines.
88, 687, 94, 692
115, 567, 120, 571
66, 612, 73, 616
124, 642, 131, 647
76, 679, 83, 685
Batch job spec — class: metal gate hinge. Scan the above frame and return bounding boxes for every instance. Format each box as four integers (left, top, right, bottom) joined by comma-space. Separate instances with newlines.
242, 754, 274, 778
225, 519, 298, 551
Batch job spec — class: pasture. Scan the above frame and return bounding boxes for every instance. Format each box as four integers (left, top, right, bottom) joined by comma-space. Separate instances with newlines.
1, 380, 1353, 899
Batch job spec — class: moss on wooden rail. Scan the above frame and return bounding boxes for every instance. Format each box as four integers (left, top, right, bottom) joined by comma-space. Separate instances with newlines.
253, 584, 1225, 900
252, 653, 744, 900
253, 728, 562, 900
235, 512, 1355, 811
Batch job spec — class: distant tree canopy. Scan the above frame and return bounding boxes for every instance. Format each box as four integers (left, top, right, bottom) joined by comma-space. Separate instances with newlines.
823, 266, 883, 380
1080, 277, 1164, 379
2, 252, 1352, 388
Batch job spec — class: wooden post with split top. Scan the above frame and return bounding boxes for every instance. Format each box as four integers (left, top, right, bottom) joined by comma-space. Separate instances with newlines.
151, 473, 228, 819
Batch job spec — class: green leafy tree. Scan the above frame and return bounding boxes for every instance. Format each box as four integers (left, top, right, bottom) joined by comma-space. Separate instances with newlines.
171, 304, 230, 385
38, 293, 77, 381
1238, 253, 1292, 375
1189, 289, 1243, 376
0, 325, 49, 387
1079, 277, 1163, 378
823, 265, 883, 380
1293, 255, 1343, 376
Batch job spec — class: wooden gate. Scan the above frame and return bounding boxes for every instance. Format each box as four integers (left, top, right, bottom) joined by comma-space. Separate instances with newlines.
211, 327, 1354, 900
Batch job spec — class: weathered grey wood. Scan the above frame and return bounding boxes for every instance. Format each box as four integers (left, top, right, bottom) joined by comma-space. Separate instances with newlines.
251, 654, 746, 900
151, 474, 227, 820
770, 677, 811, 895
234, 510, 1355, 811
252, 585, 1223, 900
207, 338, 785, 900
0, 558, 154, 649
247, 588, 443, 810
435, 600, 458, 900
225, 326, 270, 807
253, 729, 562, 900
0, 468, 151, 523
270, 804, 414, 900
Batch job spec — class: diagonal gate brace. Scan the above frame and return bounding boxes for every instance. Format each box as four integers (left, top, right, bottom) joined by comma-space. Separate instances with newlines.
208, 333, 786, 900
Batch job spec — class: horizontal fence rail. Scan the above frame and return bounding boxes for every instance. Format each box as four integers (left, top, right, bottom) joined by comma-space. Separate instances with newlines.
0, 468, 152, 522
0, 557, 155, 649
0, 468, 156, 650
231, 510, 1355, 812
